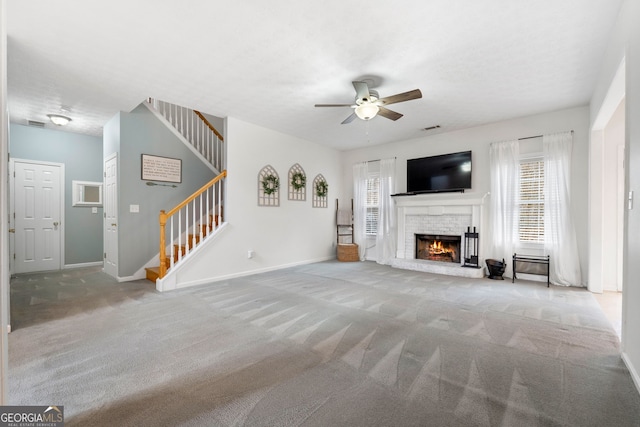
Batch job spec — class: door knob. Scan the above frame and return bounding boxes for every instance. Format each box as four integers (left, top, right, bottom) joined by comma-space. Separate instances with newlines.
53, 222, 59, 226
111, 223, 117, 227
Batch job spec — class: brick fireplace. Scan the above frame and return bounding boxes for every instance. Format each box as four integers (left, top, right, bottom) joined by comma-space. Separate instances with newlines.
391, 195, 487, 278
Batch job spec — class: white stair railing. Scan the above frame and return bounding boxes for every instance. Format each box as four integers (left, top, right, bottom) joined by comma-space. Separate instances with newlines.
158, 171, 226, 279
148, 98, 225, 172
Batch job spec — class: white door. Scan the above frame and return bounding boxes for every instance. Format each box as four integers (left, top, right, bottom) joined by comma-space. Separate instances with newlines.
104, 154, 118, 278
13, 161, 63, 273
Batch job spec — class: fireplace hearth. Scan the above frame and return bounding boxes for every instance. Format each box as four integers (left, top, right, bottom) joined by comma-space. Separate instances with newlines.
415, 234, 461, 263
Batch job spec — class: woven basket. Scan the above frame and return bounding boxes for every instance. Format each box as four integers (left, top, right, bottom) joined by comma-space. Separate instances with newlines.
337, 243, 359, 262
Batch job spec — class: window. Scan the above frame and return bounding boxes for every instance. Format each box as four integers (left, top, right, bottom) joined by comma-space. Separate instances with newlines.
366, 175, 379, 235
72, 180, 103, 207
519, 158, 544, 242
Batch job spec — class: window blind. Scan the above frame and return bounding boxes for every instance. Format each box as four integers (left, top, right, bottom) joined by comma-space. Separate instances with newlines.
519, 159, 544, 242
366, 176, 379, 235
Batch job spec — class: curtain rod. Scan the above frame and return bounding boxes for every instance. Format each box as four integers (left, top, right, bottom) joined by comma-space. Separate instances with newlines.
367, 157, 396, 163
518, 130, 573, 141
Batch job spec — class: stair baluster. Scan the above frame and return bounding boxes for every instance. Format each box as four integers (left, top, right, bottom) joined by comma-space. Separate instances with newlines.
147, 98, 225, 173
156, 170, 226, 280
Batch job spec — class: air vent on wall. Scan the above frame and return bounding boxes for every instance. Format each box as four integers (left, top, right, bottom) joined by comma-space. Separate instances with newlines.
28, 120, 45, 128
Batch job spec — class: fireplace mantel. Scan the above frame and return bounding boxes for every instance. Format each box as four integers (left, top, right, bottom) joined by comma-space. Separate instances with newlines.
393, 193, 486, 209
392, 193, 488, 278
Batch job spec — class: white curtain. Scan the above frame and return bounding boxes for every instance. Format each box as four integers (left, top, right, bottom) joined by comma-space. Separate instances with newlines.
353, 162, 368, 261
543, 132, 581, 286
489, 140, 520, 276
376, 158, 396, 265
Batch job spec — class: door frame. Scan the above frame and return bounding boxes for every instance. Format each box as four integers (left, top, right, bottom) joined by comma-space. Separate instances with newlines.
9, 158, 65, 274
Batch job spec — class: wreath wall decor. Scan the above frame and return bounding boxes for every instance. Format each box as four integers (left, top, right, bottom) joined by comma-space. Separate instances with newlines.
262, 174, 279, 195
312, 174, 328, 208
291, 172, 306, 191
315, 180, 328, 197
288, 163, 307, 201
258, 165, 280, 206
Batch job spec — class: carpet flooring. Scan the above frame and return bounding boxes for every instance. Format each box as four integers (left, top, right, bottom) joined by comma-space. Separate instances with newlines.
8, 261, 640, 426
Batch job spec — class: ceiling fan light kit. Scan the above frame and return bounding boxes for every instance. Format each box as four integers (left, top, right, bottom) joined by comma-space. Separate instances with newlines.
315, 80, 422, 124
355, 103, 379, 120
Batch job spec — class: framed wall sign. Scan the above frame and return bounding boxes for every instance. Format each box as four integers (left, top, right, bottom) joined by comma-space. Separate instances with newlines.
141, 154, 182, 183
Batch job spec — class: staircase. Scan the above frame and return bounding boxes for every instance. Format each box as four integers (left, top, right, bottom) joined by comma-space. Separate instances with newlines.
147, 98, 225, 173
145, 213, 219, 281
143, 99, 227, 285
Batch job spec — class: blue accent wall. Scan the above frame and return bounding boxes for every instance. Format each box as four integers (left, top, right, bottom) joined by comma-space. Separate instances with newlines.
9, 124, 104, 266
104, 104, 216, 277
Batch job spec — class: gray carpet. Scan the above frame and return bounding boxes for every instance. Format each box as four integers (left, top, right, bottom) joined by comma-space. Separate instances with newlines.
8, 261, 640, 426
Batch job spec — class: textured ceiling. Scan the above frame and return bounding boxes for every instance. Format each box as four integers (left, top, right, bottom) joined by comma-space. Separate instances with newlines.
6, 0, 621, 150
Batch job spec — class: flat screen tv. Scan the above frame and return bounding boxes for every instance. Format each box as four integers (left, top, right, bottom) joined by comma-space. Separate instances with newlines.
406, 150, 472, 193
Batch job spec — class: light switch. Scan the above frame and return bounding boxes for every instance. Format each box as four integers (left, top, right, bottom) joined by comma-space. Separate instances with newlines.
130, 204, 140, 213
92, 207, 98, 214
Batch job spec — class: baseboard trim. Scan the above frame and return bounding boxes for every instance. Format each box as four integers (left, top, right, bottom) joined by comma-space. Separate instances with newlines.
622, 351, 640, 394
622, 351, 640, 396
115, 271, 147, 283
64, 261, 103, 269
159, 256, 336, 292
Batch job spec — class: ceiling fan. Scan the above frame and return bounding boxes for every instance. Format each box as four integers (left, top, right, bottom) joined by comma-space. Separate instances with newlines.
315, 80, 422, 124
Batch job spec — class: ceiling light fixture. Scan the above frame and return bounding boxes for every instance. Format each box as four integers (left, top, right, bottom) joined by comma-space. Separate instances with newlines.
47, 114, 72, 126
354, 103, 379, 121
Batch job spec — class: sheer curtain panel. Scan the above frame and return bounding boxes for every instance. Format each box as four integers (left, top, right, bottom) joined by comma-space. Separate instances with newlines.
543, 132, 581, 286
376, 158, 396, 265
353, 162, 368, 261
489, 140, 520, 277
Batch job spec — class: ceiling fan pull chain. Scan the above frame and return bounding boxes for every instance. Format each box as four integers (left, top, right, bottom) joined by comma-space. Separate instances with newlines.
366, 120, 370, 144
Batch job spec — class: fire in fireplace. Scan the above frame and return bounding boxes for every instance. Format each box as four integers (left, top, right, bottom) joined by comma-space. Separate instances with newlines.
415, 234, 461, 263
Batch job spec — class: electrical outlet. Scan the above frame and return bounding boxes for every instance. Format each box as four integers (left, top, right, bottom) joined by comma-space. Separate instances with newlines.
130, 204, 140, 213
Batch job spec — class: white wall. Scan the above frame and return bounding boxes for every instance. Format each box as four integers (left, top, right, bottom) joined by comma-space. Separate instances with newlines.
168, 117, 343, 287
590, 0, 640, 393
341, 106, 590, 284
10, 124, 104, 266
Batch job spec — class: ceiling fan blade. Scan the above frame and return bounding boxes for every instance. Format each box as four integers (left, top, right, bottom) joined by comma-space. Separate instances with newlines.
352, 81, 371, 100
377, 107, 403, 121
315, 103, 353, 107
377, 89, 422, 106
341, 112, 357, 124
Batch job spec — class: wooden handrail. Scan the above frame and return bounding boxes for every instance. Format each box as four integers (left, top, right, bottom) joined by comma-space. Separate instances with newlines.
159, 170, 227, 278
166, 170, 227, 217
194, 110, 224, 142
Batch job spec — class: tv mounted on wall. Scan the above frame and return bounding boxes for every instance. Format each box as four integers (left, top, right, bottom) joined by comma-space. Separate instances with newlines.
406, 150, 472, 194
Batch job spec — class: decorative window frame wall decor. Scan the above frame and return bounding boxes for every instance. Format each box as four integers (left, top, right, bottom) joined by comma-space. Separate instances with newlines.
288, 163, 307, 201
258, 165, 280, 206
312, 174, 328, 208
